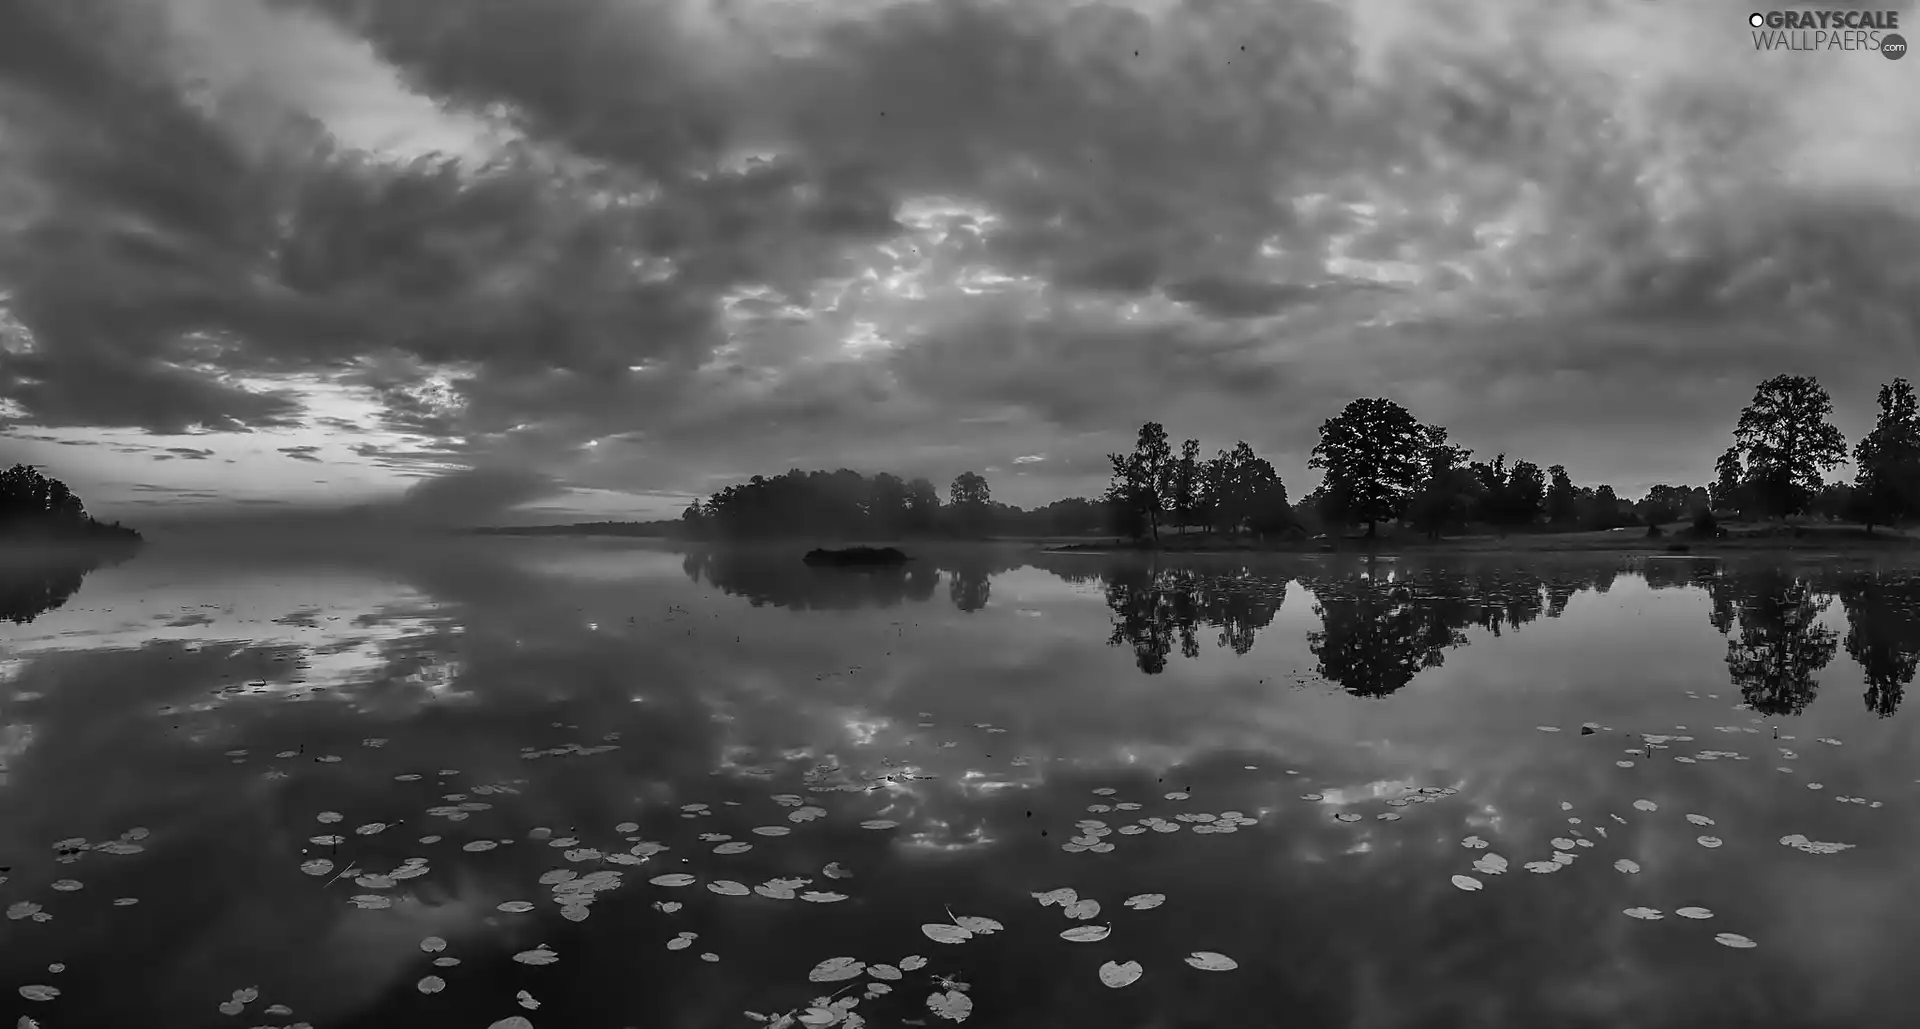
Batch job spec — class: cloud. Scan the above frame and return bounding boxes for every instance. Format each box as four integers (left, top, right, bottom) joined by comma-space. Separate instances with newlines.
1, 0, 1916, 513
278, 445, 323, 462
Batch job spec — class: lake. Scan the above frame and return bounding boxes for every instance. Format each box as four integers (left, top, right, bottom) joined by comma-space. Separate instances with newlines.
4, 538, 1920, 1028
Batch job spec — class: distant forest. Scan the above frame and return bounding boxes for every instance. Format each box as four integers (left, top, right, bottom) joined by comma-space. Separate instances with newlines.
506, 374, 1918, 543
0, 464, 142, 543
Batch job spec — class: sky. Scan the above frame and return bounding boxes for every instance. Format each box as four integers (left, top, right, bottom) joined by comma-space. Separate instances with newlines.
0, 0, 1916, 526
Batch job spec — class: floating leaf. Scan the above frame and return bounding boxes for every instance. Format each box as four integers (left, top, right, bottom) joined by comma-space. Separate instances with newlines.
751, 826, 792, 837
922, 924, 973, 944
1333, 812, 1361, 823
1779, 834, 1854, 855
1632, 800, 1657, 812
951, 915, 1001, 935
1696, 836, 1723, 849
416, 976, 445, 994
497, 900, 535, 913
928, 989, 974, 1022
1450, 875, 1483, 892
899, 955, 929, 971
1536, 725, 1560, 732
1714, 932, 1758, 949
420, 937, 447, 953
17, 986, 58, 1002
868, 964, 903, 981
512, 945, 559, 965
1613, 859, 1641, 874
1523, 861, 1561, 873
1099, 960, 1143, 988
650, 874, 697, 887
1184, 951, 1238, 971
1675, 907, 1713, 919
1123, 893, 1165, 911
488, 1019, 535, 1029
860, 820, 899, 830
1685, 814, 1715, 826
1060, 925, 1111, 942
708, 880, 750, 896
1063, 898, 1101, 920
1461, 836, 1489, 850
800, 891, 848, 903
1471, 854, 1508, 875
516, 989, 539, 1010
299, 859, 333, 877
808, 957, 866, 983
1623, 907, 1664, 920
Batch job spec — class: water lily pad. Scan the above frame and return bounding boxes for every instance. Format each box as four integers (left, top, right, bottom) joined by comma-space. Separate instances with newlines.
1632, 799, 1657, 812
1623, 907, 1663, 920
1450, 874, 1483, 891
416, 975, 445, 994
1184, 951, 1238, 971
1461, 836, 1489, 849
922, 924, 973, 944
707, 880, 750, 896
1714, 932, 1758, 948
1696, 836, 1722, 848
1123, 893, 1165, 910
1613, 859, 1641, 874
1061, 925, 1111, 942
649, 874, 696, 887
1675, 906, 1713, 919
512, 945, 558, 965
1099, 960, 1143, 988
1471, 854, 1508, 875
808, 957, 865, 982
928, 988, 974, 1022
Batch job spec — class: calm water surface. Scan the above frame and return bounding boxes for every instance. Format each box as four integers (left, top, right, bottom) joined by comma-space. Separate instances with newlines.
4, 538, 1920, 1028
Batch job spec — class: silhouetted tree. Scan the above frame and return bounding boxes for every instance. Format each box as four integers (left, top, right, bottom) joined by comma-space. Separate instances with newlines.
1107, 422, 1173, 544
1729, 375, 1847, 518
1711, 447, 1749, 517
1310, 398, 1428, 537
948, 471, 992, 537
1408, 431, 1475, 541
867, 473, 909, 537
904, 477, 941, 533
1851, 378, 1920, 531
1545, 465, 1580, 527
1170, 439, 1201, 535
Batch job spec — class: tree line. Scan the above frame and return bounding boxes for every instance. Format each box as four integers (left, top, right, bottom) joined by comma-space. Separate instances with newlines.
0, 465, 142, 542
675, 373, 1919, 542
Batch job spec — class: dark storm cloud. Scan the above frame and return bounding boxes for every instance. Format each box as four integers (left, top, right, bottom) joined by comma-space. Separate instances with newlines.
1, 0, 1915, 508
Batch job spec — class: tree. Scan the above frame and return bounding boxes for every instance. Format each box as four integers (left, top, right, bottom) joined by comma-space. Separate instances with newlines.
948, 471, 992, 536
1170, 439, 1201, 535
1505, 460, 1546, 528
903, 477, 941, 532
867, 473, 908, 537
1729, 374, 1847, 518
1852, 378, 1920, 532
1106, 422, 1173, 544
1309, 398, 1428, 537
1711, 447, 1747, 516
1545, 465, 1579, 527
1408, 430, 1475, 541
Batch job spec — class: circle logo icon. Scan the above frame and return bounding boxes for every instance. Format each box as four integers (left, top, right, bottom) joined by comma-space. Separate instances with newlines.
1883, 32, 1908, 60
1749, 12, 1766, 28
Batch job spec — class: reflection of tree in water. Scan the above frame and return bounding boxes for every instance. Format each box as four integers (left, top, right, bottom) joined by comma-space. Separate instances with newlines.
1836, 574, 1920, 718
1723, 569, 1838, 716
682, 547, 1004, 612
1, 548, 134, 624
1096, 563, 1287, 674
1307, 576, 1468, 698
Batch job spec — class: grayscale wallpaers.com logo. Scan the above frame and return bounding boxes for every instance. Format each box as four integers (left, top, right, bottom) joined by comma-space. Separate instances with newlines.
1748, 9, 1906, 58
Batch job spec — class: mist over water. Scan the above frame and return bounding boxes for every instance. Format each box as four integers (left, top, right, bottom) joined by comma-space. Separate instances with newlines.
4, 538, 1920, 1028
